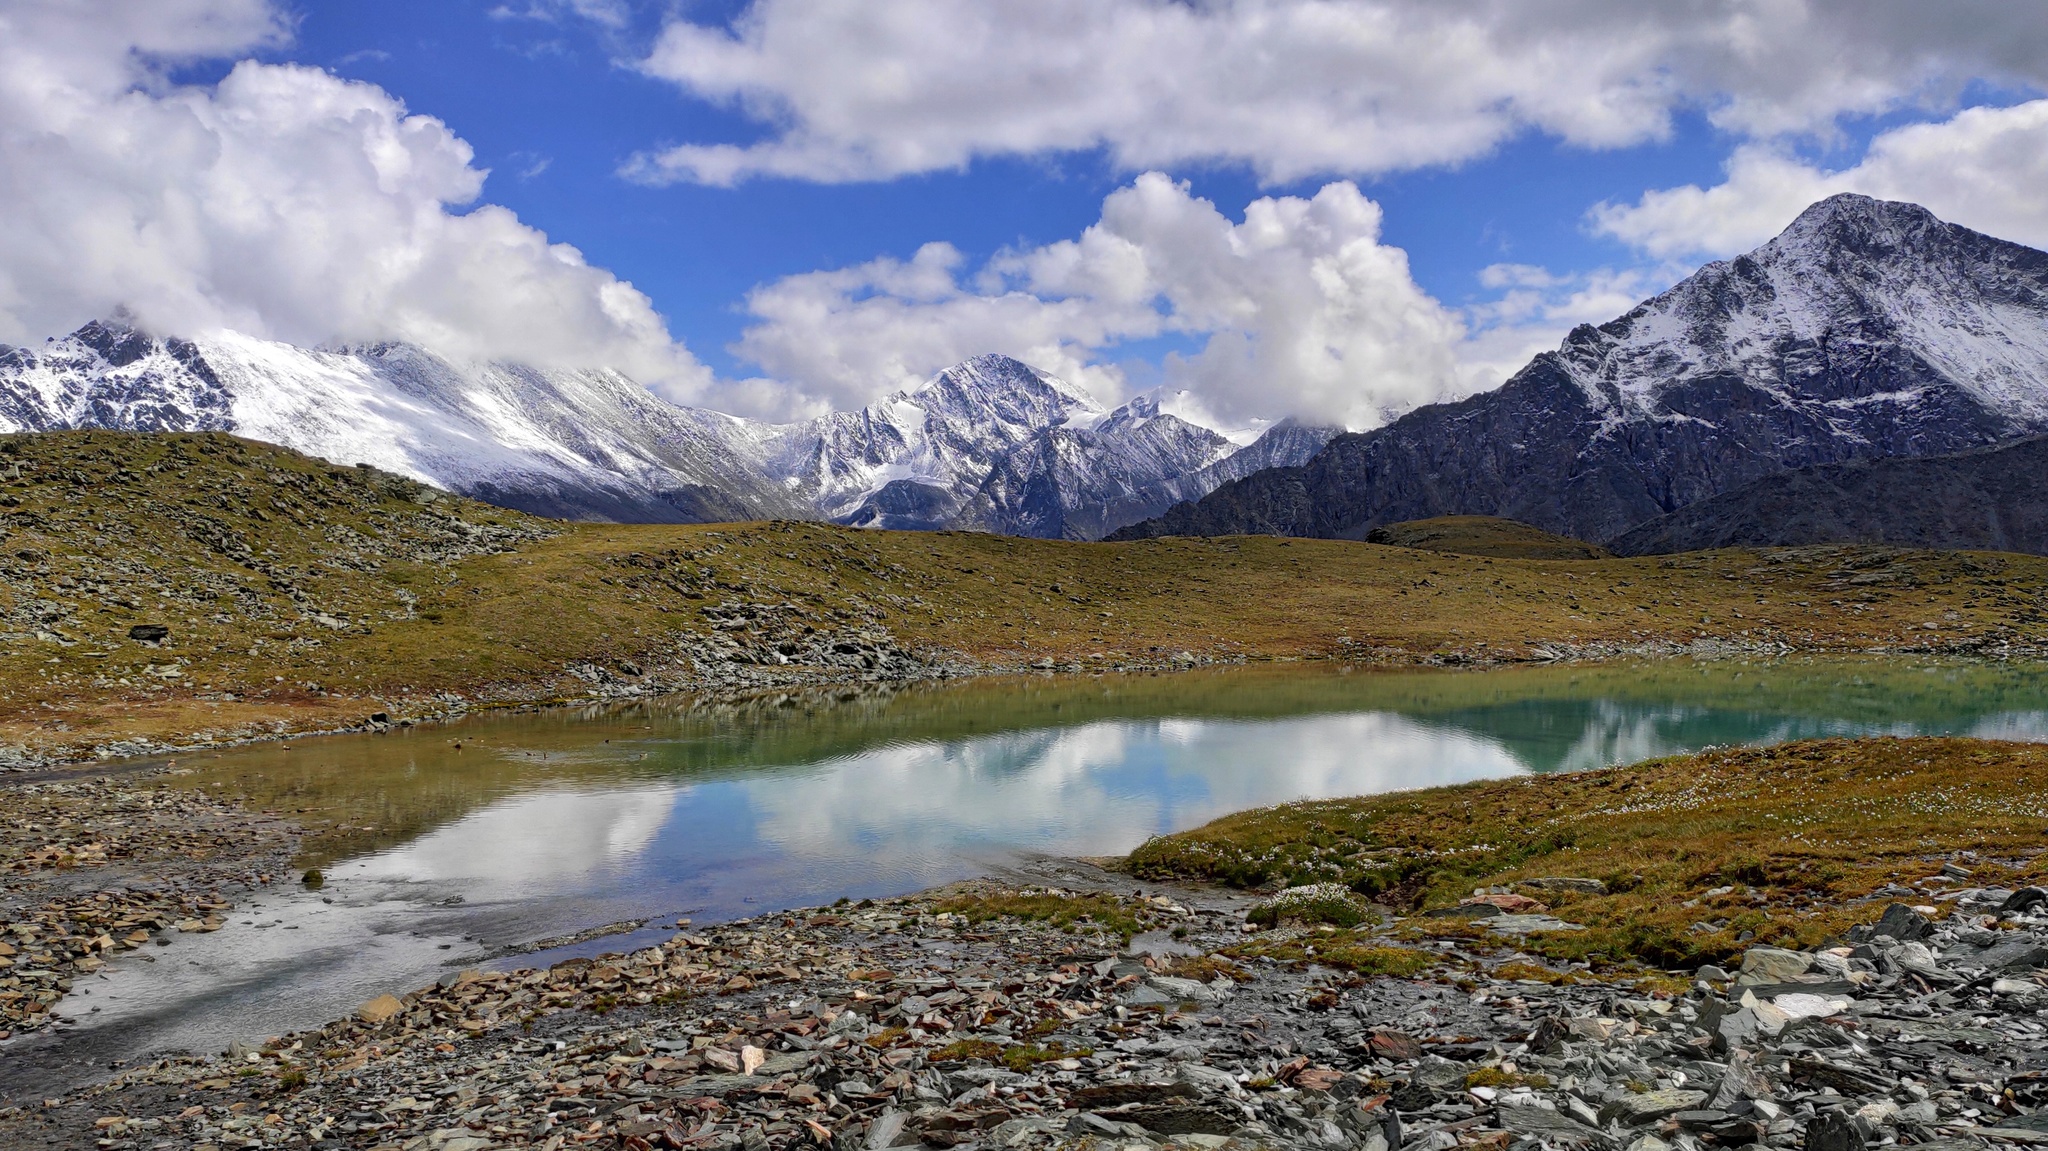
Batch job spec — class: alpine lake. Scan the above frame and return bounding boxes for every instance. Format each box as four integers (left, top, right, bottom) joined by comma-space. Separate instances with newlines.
22, 655, 2048, 1087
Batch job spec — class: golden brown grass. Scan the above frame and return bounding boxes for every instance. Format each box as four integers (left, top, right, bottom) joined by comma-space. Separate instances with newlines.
1364, 515, 1613, 560
1131, 736, 2048, 969
1490, 960, 1581, 985
1224, 932, 1437, 977
935, 890, 1151, 939
1159, 954, 1251, 983
10, 430, 2048, 761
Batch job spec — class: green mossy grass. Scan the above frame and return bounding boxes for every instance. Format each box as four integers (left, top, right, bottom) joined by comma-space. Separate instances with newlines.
934, 891, 1150, 940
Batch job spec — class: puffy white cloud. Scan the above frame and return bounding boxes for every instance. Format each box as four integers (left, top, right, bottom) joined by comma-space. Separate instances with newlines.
745, 713, 1530, 867
732, 240, 1139, 412
1593, 100, 2048, 258
0, 0, 286, 84
733, 174, 1466, 428
628, 0, 2048, 187
0, 0, 715, 404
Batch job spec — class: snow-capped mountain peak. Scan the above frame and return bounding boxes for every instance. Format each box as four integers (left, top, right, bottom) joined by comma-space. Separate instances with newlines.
0, 325, 1329, 539
767, 353, 1301, 538
1116, 192, 2048, 547
1560, 193, 2048, 430
904, 353, 1105, 427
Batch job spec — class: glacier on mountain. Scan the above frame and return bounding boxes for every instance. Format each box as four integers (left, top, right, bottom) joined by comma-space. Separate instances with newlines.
0, 325, 1333, 539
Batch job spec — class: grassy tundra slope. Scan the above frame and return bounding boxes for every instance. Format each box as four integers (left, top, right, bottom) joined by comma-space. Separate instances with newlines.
1130, 736, 2048, 970
8, 430, 2048, 762
1362, 514, 1614, 560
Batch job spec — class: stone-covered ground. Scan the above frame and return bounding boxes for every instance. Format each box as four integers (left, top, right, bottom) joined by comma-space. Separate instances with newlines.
0, 773, 297, 1038
3, 866, 2045, 1151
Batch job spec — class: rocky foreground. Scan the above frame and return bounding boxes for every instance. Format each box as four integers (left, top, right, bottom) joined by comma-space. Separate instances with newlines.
3, 864, 2046, 1151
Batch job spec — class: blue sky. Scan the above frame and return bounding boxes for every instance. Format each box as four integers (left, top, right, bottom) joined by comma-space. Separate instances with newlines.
5, 1, 2047, 426
278, 0, 1726, 374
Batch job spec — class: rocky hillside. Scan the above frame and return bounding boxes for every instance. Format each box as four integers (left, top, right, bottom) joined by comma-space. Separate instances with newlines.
0, 429, 551, 655
10, 430, 2048, 765
1114, 194, 2048, 545
1611, 435, 2048, 556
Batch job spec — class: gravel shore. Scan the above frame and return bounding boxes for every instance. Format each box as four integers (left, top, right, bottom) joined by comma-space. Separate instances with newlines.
0, 771, 298, 1041
4, 857, 2045, 1151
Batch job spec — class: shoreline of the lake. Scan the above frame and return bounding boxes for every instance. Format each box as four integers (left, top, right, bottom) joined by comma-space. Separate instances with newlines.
4, 734, 2047, 1150
10, 651, 2048, 1077
14, 624, 2048, 777
0, 768, 302, 1050
3, 827, 2043, 1151
16, 432, 2048, 789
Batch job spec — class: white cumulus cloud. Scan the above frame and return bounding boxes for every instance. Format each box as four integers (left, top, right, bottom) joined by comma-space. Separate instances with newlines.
0, 0, 716, 404
627, 0, 2048, 187
733, 174, 1467, 429
1593, 100, 2048, 258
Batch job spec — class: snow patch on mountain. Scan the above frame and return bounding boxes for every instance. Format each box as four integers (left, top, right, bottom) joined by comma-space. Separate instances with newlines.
0, 331, 1298, 538
1561, 194, 2048, 436
771, 354, 1111, 524
1116, 193, 2048, 547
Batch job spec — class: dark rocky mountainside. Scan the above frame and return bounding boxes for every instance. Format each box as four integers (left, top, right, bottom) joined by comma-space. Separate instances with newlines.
1114, 195, 2048, 546
1611, 434, 2048, 556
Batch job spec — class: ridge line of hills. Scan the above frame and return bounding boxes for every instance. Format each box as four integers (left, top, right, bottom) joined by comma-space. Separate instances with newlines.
6, 429, 2048, 766
10, 193, 2048, 556
0, 328, 1336, 541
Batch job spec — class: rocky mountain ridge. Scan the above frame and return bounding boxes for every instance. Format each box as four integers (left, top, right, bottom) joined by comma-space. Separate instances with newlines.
0, 328, 1332, 539
1114, 194, 2048, 547
1610, 434, 2048, 557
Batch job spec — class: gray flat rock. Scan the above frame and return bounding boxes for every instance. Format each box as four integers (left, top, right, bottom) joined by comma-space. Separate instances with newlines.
1500, 1102, 1615, 1148
1486, 914, 1586, 935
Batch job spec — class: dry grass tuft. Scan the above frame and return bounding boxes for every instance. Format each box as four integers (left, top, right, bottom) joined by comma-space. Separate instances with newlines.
1225, 931, 1436, 977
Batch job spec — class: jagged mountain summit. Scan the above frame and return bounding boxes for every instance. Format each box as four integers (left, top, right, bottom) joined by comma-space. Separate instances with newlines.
783, 354, 1115, 529
1114, 194, 2048, 546
0, 328, 1332, 539
768, 354, 1293, 538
